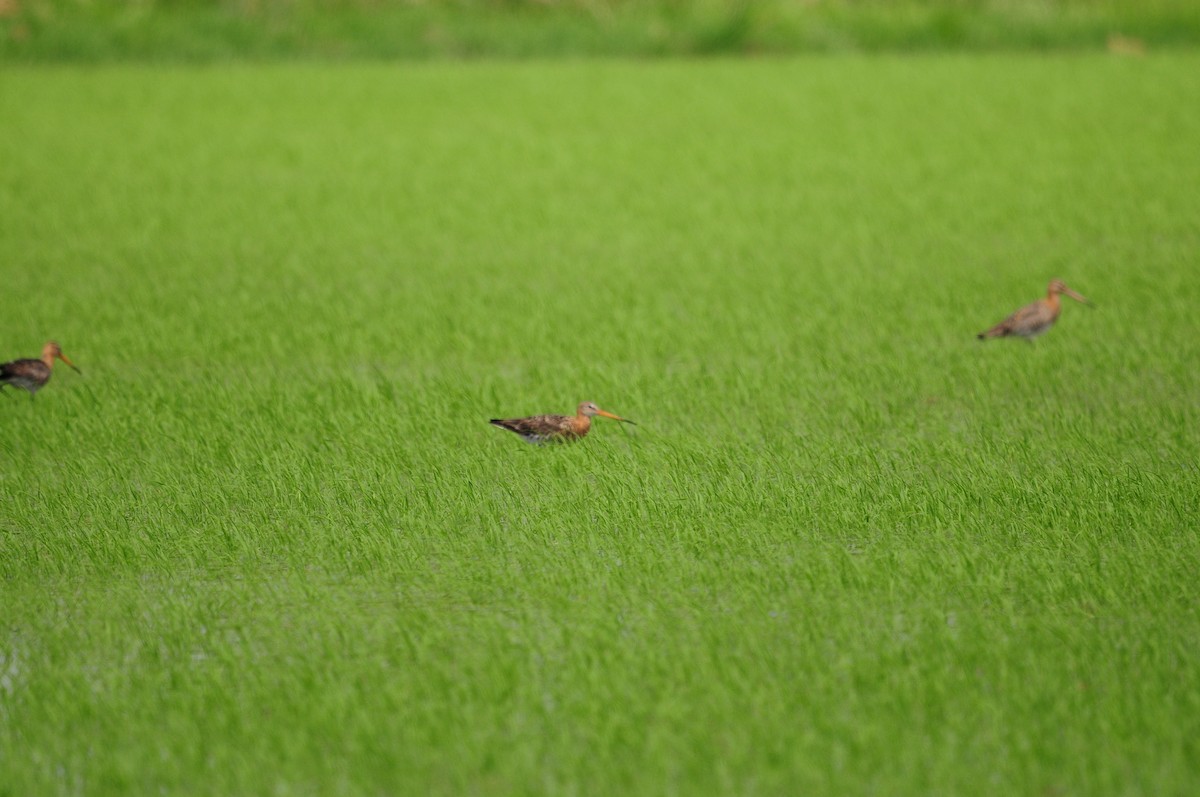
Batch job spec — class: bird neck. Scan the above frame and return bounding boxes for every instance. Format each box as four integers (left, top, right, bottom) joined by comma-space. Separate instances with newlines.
41, 351, 56, 369
572, 415, 592, 435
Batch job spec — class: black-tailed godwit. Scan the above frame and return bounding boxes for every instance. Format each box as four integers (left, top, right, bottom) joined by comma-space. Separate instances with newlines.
490, 401, 635, 445
978, 279, 1091, 341
0, 341, 81, 399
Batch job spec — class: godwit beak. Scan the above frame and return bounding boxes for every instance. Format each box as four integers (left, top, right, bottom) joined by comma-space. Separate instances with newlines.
1063, 286, 1092, 307
57, 351, 82, 374
596, 409, 636, 425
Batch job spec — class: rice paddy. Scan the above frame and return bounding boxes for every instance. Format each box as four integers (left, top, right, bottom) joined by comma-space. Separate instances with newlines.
2, 55, 1199, 795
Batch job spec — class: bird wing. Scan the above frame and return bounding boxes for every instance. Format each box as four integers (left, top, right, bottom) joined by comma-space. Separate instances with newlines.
1012, 300, 1052, 326
490, 414, 577, 444
0, 358, 49, 382
979, 300, 1052, 338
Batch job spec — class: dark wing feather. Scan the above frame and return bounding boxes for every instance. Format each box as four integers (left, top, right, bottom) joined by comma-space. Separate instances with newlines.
490, 414, 577, 444
0, 358, 50, 382
978, 300, 1051, 339
978, 313, 1017, 339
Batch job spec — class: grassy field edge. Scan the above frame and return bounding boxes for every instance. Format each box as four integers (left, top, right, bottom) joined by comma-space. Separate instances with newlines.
2, 1, 1200, 63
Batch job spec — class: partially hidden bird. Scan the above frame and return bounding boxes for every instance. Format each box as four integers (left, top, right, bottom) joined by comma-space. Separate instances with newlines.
490, 401, 636, 445
977, 279, 1091, 341
1, 341, 82, 399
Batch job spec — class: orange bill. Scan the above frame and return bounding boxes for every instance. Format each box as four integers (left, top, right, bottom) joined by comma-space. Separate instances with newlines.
57, 351, 82, 373
1063, 286, 1091, 306
596, 409, 636, 424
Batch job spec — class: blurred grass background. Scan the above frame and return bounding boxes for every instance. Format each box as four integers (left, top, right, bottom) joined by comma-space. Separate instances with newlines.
2, 0, 1198, 62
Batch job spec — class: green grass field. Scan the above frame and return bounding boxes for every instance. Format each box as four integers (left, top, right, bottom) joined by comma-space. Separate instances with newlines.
2, 55, 1199, 795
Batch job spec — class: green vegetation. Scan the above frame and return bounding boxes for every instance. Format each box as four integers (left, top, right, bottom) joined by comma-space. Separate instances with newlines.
3, 55, 1199, 794
2, 0, 1200, 62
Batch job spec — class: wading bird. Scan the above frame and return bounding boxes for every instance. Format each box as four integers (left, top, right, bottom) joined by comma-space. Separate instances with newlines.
1, 341, 81, 399
490, 401, 636, 445
977, 279, 1091, 341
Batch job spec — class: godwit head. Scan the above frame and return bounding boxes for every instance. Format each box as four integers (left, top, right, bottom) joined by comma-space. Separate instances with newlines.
1047, 279, 1090, 306
577, 401, 636, 424
43, 341, 82, 373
